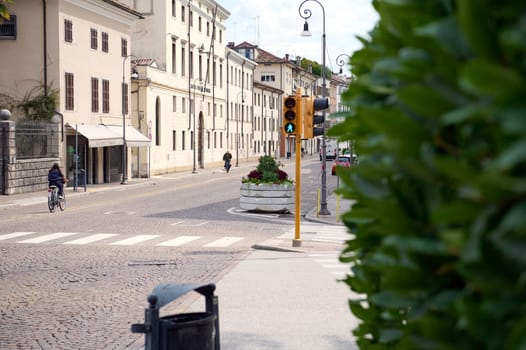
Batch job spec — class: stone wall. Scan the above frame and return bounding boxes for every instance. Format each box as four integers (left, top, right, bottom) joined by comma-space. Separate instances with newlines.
1, 120, 60, 195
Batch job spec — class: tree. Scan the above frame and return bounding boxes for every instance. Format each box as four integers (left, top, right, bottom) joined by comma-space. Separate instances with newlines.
330, 0, 526, 348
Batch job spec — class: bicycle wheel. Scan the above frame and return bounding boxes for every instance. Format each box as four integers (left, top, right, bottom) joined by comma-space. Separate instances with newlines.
48, 192, 55, 212
58, 194, 66, 211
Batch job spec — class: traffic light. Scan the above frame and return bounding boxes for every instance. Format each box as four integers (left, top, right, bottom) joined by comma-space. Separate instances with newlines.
303, 96, 329, 139
283, 95, 301, 135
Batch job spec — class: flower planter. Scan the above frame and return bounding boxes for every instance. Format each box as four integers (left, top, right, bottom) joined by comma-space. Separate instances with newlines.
240, 183, 295, 212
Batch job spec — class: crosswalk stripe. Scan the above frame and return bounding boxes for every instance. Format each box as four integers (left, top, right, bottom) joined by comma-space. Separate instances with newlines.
18, 232, 78, 244
110, 235, 160, 246
0, 232, 36, 241
204, 236, 244, 247
64, 234, 119, 245
156, 235, 201, 247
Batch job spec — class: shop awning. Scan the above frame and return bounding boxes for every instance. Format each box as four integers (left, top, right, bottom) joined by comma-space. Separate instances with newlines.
67, 124, 150, 148
106, 125, 151, 147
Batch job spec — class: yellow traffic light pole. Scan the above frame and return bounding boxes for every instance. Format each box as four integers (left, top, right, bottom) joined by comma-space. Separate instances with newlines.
293, 88, 303, 247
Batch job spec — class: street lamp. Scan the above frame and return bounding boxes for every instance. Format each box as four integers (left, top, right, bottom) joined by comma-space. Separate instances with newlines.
121, 54, 138, 185
236, 91, 245, 167
192, 78, 204, 174
299, 0, 330, 215
336, 53, 351, 74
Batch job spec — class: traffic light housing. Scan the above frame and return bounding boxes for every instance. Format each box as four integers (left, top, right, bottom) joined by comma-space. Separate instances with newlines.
283, 95, 301, 135
303, 96, 329, 139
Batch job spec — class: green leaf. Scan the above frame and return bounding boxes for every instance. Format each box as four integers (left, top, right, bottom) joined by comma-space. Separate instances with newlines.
460, 59, 522, 101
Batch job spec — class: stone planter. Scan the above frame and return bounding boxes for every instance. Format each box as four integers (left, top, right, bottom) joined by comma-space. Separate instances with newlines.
240, 183, 295, 212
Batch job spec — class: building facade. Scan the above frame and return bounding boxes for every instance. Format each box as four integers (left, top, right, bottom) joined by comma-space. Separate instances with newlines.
0, 0, 147, 185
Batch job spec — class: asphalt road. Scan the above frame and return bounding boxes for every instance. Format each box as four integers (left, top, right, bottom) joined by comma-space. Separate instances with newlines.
0, 156, 338, 349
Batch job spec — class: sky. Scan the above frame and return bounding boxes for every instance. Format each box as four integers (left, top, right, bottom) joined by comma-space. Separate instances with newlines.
218, 0, 379, 74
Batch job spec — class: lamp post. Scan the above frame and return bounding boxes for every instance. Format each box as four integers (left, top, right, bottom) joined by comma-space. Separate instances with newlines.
299, 0, 330, 215
192, 79, 204, 174
121, 54, 138, 185
336, 53, 351, 75
236, 92, 245, 167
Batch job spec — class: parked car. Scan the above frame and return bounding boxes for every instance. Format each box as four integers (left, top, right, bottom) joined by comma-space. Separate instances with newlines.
331, 155, 352, 175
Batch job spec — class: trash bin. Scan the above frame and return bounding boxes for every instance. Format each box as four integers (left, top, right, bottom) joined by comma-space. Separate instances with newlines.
77, 169, 86, 186
131, 283, 219, 350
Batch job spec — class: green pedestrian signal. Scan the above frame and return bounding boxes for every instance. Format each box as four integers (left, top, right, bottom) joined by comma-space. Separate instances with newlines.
282, 95, 301, 135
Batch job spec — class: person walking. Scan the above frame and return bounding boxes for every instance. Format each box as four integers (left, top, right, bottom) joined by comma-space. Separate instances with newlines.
223, 150, 232, 173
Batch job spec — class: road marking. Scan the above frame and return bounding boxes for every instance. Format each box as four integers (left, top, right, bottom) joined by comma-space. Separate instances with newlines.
170, 221, 185, 226
156, 235, 201, 247
63, 233, 119, 245
204, 236, 244, 247
0, 232, 36, 241
110, 235, 160, 245
170, 221, 209, 227
18, 232, 78, 244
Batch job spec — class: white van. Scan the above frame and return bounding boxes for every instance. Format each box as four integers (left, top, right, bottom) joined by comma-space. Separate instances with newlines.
319, 140, 338, 160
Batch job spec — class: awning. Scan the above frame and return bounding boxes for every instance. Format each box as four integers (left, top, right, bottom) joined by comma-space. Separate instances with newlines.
106, 125, 151, 147
67, 124, 150, 148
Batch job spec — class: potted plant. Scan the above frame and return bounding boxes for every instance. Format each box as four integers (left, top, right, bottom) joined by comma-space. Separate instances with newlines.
240, 155, 295, 212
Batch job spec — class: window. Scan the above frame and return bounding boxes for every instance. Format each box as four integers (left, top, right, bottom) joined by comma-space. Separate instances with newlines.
182, 97, 186, 113
182, 131, 186, 150
0, 14, 17, 39
102, 79, 110, 113
198, 16, 202, 32
64, 19, 73, 43
181, 47, 185, 76
219, 64, 223, 88
181, 5, 185, 22
172, 130, 176, 150
91, 78, 99, 112
65, 73, 74, 110
171, 0, 176, 17
173, 96, 177, 112
198, 54, 202, 80
206, 22, 210, 36
171, 40, 176, 74
121, 38, 128, 57
261, 74, 275, 82
219, 29, 222, 43
90, 28, 97, 49
102, 32, 108, 53
189, 50, 193, 79
122, 82, 129, 115
189, 10, 193, 27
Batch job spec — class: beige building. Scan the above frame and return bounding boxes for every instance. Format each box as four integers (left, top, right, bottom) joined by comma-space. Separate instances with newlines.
0, 0, 147, 185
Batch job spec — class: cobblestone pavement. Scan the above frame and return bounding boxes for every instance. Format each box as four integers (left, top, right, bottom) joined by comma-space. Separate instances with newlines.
0, 243, 248, 349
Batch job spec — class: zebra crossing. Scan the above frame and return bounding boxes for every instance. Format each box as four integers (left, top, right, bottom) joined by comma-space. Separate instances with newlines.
278, 222, 352, 279
0, 231, 246, 248
309, 252, 351, 280
277, 222, 352, 244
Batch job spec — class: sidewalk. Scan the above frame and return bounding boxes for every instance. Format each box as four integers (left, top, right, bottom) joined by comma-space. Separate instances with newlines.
0, 161, 359, 349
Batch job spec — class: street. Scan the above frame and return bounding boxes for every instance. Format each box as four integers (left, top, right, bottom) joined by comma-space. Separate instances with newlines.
0, 157, 342, 349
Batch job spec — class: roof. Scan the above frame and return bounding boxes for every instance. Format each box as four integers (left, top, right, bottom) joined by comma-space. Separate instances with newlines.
232, 41, 288, 64
103, 0, 144, 18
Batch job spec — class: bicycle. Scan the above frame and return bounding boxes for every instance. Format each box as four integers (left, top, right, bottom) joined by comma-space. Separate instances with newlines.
48, 185, 66, 212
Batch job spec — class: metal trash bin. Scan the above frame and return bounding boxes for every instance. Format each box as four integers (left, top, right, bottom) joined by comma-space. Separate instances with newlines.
131, 283, 219, 350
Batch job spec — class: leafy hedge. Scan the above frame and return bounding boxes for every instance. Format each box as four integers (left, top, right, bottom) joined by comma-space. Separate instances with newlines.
329, 0, 526, 349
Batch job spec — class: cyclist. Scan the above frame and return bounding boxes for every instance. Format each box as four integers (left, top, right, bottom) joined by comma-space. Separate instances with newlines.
223, 150, 232, 173
48, 163, 67, 198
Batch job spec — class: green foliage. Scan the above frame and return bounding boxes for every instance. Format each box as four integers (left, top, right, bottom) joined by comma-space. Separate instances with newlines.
330, 0, 526, 348
300, 57, 332, 80
241, 155, 293, 184
0, 84, 58, 121
0, 0, 14, 21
